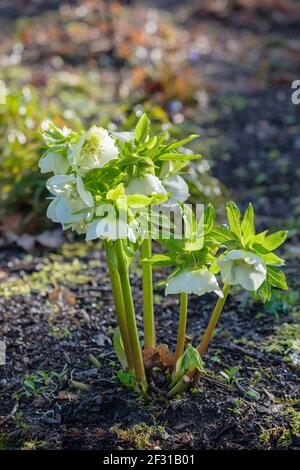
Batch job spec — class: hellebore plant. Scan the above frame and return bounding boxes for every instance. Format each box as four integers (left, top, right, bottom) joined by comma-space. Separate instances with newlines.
39, 114, 288, 398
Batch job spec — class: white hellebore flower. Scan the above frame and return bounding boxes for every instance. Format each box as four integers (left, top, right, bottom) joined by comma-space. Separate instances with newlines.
111, 131, 134, 142
39, 151, 70, 175
165, 268, 223, 297
218, 250, 267, 291
69, 126, 119, 175
46, 174, 93, 229
163, 175, 189, 206
125, 174, 167, 197
86, 215, 136, 243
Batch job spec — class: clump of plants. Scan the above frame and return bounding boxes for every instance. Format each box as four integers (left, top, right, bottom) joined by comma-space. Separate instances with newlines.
39, 114, 288, 397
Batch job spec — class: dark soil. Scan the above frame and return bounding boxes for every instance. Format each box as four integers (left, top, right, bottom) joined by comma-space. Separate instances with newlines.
0, 243, 299, 450
0, 0, 300, 450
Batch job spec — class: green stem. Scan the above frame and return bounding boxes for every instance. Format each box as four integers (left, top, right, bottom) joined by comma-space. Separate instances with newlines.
141, 237, 155, 349
197, 284, 231, 357
168, 285, 231, 398
167, 375, 189, 397
174, 293, 188, 364
105, 243, 135, 372
115, 239, 147, 390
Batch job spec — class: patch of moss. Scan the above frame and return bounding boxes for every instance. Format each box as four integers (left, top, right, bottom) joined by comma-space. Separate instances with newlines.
0, 433, 9, 450
112, 423, 165, 450
284, 408, 300, 438
21, 440, 47, 450
60, 241, 102, 258
262, 323, 300, 365
0, 259, 92, 297
259, 407, 300, 448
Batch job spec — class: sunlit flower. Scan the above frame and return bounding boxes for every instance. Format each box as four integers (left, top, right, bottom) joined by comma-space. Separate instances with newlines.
159, 161, 174, 179
112, 131, 134, 142
86, 216, 136, 243
69, 126, 119, 175
165, 268, 223, 297
163, 175, 189, 206
39, 151, 70, 175
218, 250, 267, 291
46, 174, 93, 227
125, 174, 167, 197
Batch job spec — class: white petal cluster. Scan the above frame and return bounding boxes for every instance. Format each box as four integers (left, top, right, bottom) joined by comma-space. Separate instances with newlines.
46, 174, 93, 232
163, 175, 189, 206
39, 151, 70, 175
86, 216, 136, 243
126, 174, 167, 197
41, 123, 192, 242
69, 126, 119, 175
218, 250, 267, 291
165, 268, 223, 297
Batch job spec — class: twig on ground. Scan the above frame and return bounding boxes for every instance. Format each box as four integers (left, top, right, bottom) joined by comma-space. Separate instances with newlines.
0, 402, 19, 425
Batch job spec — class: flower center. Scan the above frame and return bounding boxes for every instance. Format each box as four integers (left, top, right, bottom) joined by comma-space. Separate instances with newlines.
235, 259, 251, 268
80, 135, 102, 163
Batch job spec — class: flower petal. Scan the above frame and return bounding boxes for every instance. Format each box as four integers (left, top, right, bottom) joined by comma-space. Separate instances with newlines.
163, 175, 189, 205
39, 152, 70, 175
126, 174, 167, 197
76, 177, 94, 207
112, 131, 134, 142
218, 249, 267, 291
165, 268, 222, 297
46, 174, 76, 195
47, 196, 71, 224
86, 216, 130, 241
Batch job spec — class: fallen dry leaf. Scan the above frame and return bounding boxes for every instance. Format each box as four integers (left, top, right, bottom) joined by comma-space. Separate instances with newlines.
143, 343, 173, 370
0, 270, 8, 281
48, 286, 77, 305
57, 391, 79, 402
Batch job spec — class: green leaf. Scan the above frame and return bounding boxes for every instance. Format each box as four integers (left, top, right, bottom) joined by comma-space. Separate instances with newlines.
263, 230, 288, 251
171, 344, 204, 387
24, 379, 36, 391
163, 134, 199, 152
134, 113, 150, 143
204, 203, 215, 233
126, 194, 153, 207
226, 201, 242, 241
260, 252, 285, 266
210, 225, 238, 243
256, 281, 272, 303
157, 237, 186, 253
247, 230, 268, 247
107, 183, 125, 201
159, 152, 201, 161
184, 238, 204, 252
148, 193, 169, 205
143, 254, 175, 266
117, 370, 135, 389
178, 344, 204, 373
144, 135, 157, 149
241, 203, 255, 239
113, 327, 128, 369
267, 266, 288, 290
